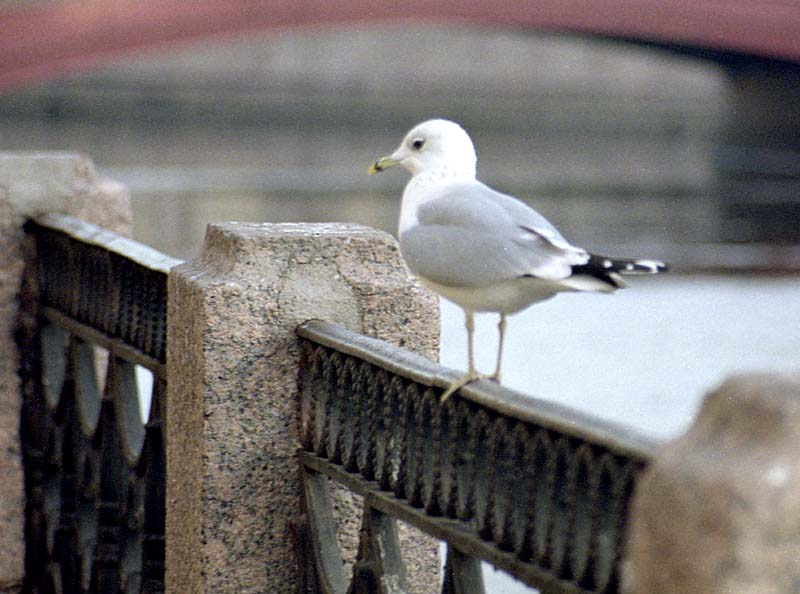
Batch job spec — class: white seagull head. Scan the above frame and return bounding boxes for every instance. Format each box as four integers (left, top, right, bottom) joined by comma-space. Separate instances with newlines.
370, 119, 477, 179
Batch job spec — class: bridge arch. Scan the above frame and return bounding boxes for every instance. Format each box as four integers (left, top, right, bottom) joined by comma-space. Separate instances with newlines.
2, 0, 800, 91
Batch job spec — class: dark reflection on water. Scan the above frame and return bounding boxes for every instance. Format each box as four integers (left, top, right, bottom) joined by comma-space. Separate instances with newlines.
0, 115, 712, 260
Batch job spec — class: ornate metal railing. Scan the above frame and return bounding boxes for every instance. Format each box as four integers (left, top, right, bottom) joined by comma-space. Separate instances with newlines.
19, 214, 180, 594
18, 212, 661, 594
296, 320, 660, 594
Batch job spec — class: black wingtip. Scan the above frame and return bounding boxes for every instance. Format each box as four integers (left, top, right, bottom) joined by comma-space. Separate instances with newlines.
572, 254, 668, 287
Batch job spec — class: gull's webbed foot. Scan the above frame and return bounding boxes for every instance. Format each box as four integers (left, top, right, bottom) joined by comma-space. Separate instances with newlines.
440, 371, 498, 402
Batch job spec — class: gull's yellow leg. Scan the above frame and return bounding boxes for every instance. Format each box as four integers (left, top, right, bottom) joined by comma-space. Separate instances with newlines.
441, 310, 490, 401
491, 313, 506, 382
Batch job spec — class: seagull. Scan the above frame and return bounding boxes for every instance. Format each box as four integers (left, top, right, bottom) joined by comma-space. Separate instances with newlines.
370, 119, 667, 400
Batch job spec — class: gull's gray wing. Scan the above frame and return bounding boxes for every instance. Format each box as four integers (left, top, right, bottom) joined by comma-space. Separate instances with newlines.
400, 181, 588, 288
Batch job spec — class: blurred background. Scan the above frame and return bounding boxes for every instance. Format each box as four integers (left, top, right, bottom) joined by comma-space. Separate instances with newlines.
3, 15, 800, 440
4, 23, 791, 264
5, 7, 800, 592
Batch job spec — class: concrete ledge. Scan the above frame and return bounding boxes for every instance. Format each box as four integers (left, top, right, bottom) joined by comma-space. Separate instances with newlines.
166, 222, 440, 593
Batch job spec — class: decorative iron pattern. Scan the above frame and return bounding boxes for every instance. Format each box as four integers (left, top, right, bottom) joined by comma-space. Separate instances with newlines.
19, 214, 180, 594
297, 320, 660, 594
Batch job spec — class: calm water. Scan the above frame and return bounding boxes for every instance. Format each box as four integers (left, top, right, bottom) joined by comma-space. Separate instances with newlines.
441, 274, 800, 441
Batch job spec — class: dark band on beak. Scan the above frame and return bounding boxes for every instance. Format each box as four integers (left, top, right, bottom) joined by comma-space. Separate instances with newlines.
369, 155, 399, 175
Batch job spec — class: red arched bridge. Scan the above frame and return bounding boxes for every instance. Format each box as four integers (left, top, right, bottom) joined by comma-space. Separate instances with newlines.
2, 0, 800, 91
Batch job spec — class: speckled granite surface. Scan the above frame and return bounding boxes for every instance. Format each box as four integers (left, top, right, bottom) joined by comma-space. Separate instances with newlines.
167, 222, 440, 593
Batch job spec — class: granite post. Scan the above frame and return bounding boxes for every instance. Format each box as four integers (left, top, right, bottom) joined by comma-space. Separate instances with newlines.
0, 153, 131, 593
628, 373, 800, 593
166, 222, 441, 593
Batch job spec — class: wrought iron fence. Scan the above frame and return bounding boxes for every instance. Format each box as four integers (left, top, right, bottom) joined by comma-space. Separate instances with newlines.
296, 320, 660, 594
19, 214, 180, 594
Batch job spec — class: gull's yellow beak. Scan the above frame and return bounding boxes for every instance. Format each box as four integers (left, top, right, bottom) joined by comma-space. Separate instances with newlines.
368, 155, 399, 175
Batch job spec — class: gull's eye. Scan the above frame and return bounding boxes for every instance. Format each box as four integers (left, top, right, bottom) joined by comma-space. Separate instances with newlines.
411, 138, 425, 150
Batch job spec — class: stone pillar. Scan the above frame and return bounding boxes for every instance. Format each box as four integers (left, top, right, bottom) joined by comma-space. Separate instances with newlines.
0, 153, 131, 593
166, 222, 440, 594
628, 373, 800, 594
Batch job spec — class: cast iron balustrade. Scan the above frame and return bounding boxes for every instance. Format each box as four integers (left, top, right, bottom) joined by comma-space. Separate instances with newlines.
296, 320, 659, 594
19, 214, 180, 594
